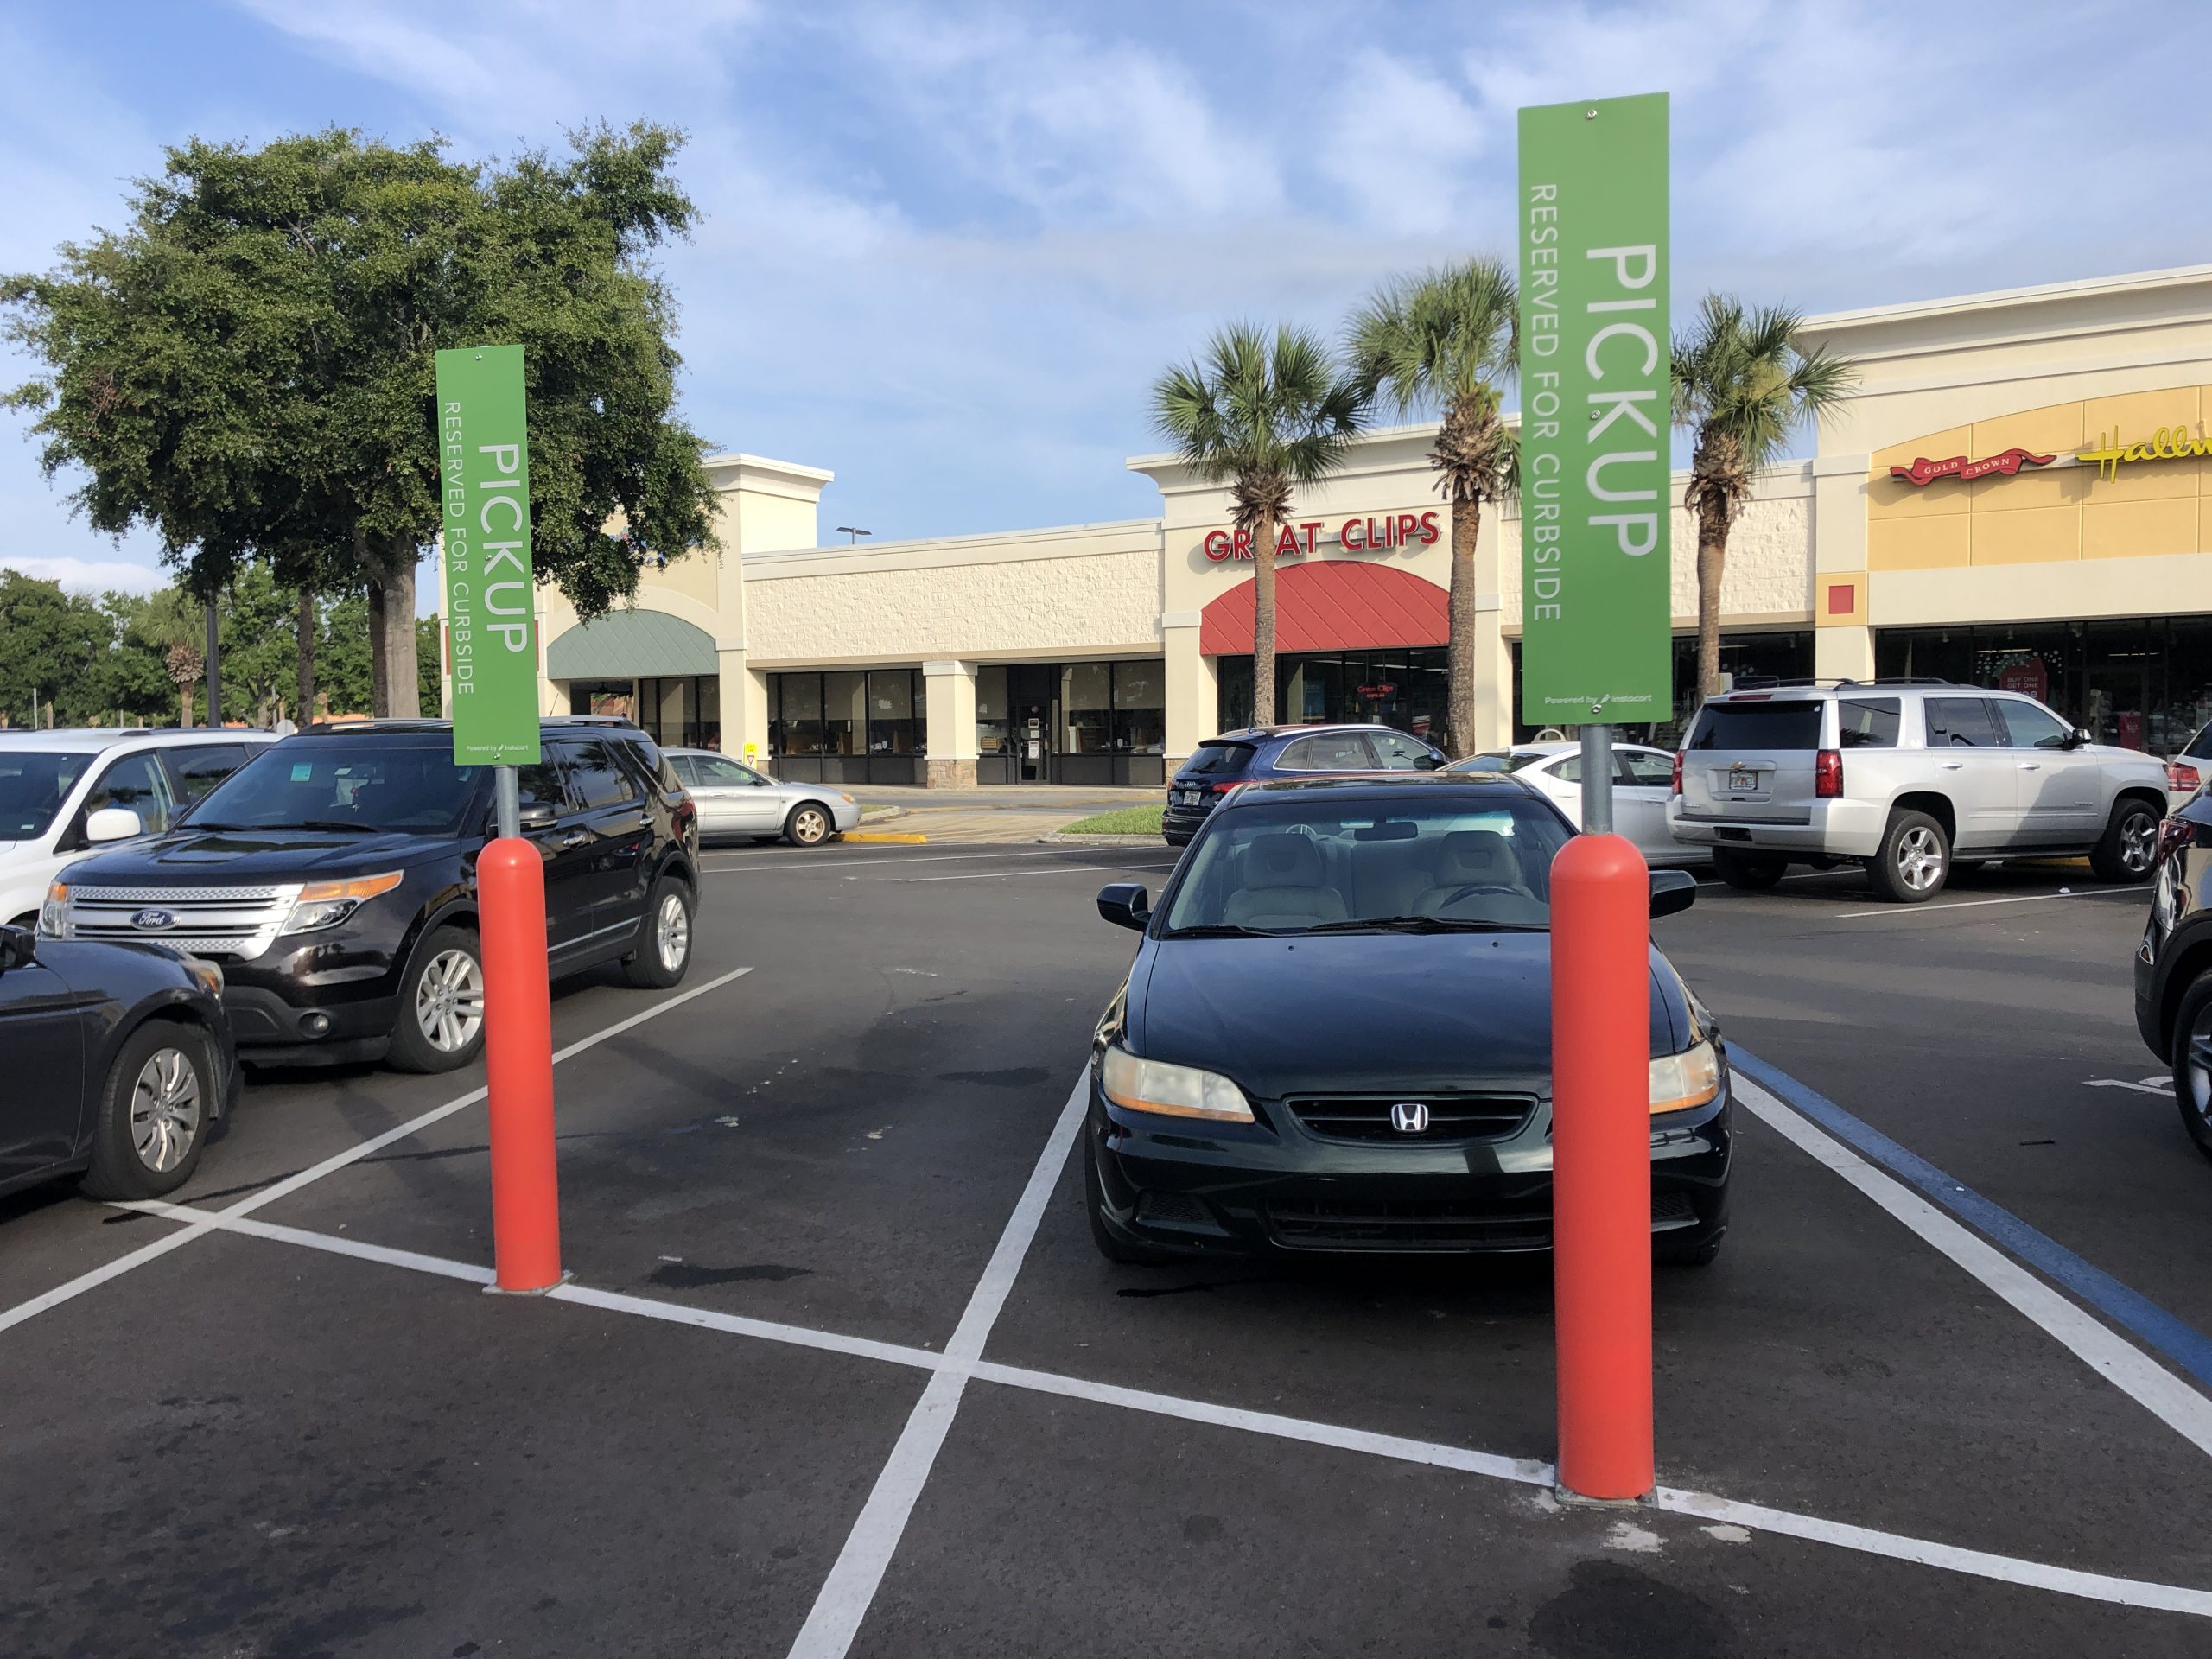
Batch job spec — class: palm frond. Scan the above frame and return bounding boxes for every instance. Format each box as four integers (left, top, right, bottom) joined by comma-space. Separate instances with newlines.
1147, 319, 1370, 512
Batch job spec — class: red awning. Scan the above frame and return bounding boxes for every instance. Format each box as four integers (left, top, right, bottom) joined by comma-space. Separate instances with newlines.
1198, 559, 1450, 656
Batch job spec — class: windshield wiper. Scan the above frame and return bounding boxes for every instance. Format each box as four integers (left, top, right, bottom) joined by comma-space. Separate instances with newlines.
1300, 917, 1547, 935
1161, 923, 1281, 938
291, 819, 382, 834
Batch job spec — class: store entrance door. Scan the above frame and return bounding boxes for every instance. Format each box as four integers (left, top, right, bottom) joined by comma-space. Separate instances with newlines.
2087, 660, 2150, 750
1007, 664, 1057, 783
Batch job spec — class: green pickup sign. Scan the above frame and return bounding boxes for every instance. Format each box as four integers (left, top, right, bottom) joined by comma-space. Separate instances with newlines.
1516, 93, 1672, 726
435, 344, 541, 766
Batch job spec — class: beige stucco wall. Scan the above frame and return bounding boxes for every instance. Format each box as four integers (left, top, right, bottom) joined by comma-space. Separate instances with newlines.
742, 523, 1165, 666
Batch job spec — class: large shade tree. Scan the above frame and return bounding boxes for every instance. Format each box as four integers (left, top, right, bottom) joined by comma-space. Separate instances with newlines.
1152, 324, 1365, 728
1347, 257, 1519, 757
1674, 295, 1857, 701
3, 123, 721, 716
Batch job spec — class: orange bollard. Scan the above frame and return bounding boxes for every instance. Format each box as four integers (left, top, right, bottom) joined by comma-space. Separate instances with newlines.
478, 836, 563, 1292
1550, 830, 1653, 1500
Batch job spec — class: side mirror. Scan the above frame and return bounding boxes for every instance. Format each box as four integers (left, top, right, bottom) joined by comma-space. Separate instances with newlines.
86, 806, 145, 844
2065, 728, 2093, 750
517, 801, 560, 832
1096, 882, 1151, 931
0, 925, 35, 972
1649, 868, 1697, 920
1417, 752, 1444, 771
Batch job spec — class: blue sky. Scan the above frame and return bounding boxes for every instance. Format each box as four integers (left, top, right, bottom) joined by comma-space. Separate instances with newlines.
5, 0, 2211, 601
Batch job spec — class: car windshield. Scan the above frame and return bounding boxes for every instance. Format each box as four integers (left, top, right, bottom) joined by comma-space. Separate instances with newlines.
2186, 722, 2212, 761
182, 741, 482, 834
1447, 751, 1542, 773
0, 750, 92, 840
1162, 796, 1573, 935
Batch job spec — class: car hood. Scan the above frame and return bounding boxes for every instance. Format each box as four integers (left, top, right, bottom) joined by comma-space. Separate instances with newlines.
58, 828, 448, 884
1128, 931, 1685, 1101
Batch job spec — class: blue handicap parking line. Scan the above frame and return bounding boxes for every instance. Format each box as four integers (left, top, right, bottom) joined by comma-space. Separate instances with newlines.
1732, 1046, 2212, 1395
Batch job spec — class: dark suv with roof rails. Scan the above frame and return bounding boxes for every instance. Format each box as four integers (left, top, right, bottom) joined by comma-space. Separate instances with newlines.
1163, 723, 1445, 846
41, 717, 700, 1073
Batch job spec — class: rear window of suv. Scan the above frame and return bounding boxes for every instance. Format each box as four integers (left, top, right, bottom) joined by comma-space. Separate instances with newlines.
1685, 702, 1822, 752
1836, 698, 1900, 747
1182, 741, 1255, 776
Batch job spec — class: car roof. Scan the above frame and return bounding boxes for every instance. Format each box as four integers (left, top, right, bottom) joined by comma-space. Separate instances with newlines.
0, 728, 275, 754
1203, 723, 1408, 744
1228, 772, 1538, 804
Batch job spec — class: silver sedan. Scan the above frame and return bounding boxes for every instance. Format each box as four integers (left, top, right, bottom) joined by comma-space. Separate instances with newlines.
666, 749, 864, 847
1445, 740, 1707, 868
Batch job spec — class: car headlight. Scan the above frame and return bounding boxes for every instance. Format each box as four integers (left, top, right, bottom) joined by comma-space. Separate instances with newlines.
282, 871, 404, 935
40, 881, 71, 938
184, 957, 224, 995
1650, 1038, 1722, 1115
839, 792, 856, 804
1100, 1044, 1254, 1122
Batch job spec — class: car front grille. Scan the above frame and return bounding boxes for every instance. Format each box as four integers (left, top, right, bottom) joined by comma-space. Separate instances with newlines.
1266, 1196, 1553, 1250
61, 882, 302, 962
1282, 1094, 1535, 1144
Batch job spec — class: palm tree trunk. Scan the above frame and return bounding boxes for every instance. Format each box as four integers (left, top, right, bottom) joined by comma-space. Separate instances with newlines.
1251, 510, 1278, 728
1694, 503, 1730, 702
1446, 493, 1481, 758
296, 588, 316, 726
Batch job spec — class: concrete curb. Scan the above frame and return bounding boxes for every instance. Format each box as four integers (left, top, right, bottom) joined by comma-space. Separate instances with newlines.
844, 830, 929, 845
1039, 833, 1175, 849
859, 805, 912, 823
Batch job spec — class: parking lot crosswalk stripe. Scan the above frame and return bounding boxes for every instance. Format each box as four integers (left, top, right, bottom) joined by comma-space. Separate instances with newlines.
1732, 1065, 2212, 1459
892, 862, 1177, 883
0, 1217, 213, 1338
783, 1072, 1089, 1659
114, 1199, 499, 1286
1828, 888, 2152, 920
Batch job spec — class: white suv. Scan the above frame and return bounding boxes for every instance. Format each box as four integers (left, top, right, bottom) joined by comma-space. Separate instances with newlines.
0, 729, 276, 927
1667, 682, 2171, 903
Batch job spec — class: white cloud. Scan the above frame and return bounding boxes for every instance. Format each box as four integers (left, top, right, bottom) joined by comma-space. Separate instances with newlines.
0, 556, 168, 595
1317, 49, 1491, 238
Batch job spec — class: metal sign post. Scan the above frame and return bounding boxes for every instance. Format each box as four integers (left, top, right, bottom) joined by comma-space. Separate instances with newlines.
1519, 92, 1672, 1503
435, 343, 562, 1294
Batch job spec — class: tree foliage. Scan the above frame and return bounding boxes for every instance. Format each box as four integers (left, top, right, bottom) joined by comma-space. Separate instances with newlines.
3, 123, 721, 717
1673, 295, 1857, 699
1152, 324, 1365, 728
1347, 257, 1520, 756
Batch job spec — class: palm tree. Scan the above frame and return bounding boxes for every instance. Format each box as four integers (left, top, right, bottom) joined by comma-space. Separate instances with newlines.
1347, 257, 1518, 757
1152, 323, 1365, 729
1674, 296, 1858, 701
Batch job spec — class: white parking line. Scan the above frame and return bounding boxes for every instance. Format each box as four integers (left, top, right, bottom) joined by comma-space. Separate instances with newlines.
0, 966, 756, 1338
92, 1175, 2212, 1622
702, 849, 1165, 874
784, 1075, 1088, 1659
889, 863, 1176, 884
1734, 1076, 2212, 1460
1829, 888, 2151, 920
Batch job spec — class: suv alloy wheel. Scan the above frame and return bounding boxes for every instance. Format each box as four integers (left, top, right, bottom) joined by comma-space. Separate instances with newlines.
1870, 810, 1950, 903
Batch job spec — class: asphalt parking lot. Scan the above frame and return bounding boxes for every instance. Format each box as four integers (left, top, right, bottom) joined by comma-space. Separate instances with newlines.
3, 840, 2209, 1656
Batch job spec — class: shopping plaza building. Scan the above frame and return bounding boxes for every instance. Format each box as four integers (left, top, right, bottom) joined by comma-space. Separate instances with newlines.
448, 264, 2212, 785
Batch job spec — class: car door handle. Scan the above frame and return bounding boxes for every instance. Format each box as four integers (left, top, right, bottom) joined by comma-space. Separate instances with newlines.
2019, 762, 2041, 771
559, 830, 588, 849
1940, 761, 1964, 770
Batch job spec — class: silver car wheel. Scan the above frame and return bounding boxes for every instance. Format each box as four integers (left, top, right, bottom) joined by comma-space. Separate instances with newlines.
2120, 809, 2158, 875
656, 890, 690, 971
415, 947, 486, 1052
130, 1047, 203, 1173
2186, 1004, 2212, 1130
1896, 825, 1944, 892
791, 805, 830, 845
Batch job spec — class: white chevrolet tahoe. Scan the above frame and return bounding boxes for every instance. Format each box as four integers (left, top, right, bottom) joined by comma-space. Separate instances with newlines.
1667, 682, 2171, 903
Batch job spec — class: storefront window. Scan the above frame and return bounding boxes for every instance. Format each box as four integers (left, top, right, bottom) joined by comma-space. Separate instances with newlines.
698, 677, 721, 750
868, 669, 925, 756
823, 671, 865, 757
1215, 649, 1448, 740
777, 673, 823, 755
1113, 659, 1165, 753
976, 664, 1010, 758
1876, 616, 2212, 751
1064, 662, 1112, 753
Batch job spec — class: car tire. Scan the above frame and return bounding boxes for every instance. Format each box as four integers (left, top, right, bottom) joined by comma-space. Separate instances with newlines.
387, 925, 487, 1074
1867, 810, 1949, 903
784, 802, 833, 847
80, 1020, 216, 1200
1711, 848, 1786, 890
1084, 1137, 1177, 1267
2088, 798, 2161, 884
2170, 973, 2212, 1164
624, 874, 695, 989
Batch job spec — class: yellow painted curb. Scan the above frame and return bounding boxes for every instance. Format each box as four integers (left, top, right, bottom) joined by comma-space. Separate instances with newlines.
842, 831, 929, 844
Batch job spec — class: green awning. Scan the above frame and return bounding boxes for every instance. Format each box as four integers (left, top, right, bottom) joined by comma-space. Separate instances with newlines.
545, 609, 719, 680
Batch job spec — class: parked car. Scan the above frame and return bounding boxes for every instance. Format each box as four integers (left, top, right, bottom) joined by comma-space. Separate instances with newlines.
666, 748, 861, 846
0, 728, 276, 931
0, 925, 238, 1202
2164, 717, 2212, 810
1088, 772, 1726, 1265
1162, 724, 1445, 846
1446, 740, 1705, 868
41, 718, 699, 1074
1668, 680, 2171, 902
2136, 791, 2212, 1160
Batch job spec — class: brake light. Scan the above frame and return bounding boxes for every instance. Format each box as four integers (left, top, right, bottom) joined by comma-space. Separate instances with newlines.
1211, 780, 1241, 792
2169, 761, 2202, 793
1815, 749, 1843, 798
1670, 751, 1683, 796
2156, 816, 2196, 868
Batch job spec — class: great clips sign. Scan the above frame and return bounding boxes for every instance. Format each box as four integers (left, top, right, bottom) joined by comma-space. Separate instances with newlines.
1204, 510, 1440, 563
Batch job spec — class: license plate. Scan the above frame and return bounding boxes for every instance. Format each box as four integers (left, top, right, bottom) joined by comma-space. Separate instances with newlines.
1726, 766, 1759, 792
1174, 790, 1200, 805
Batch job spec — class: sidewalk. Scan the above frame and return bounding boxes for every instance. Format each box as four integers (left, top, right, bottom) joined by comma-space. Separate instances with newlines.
846, 782, 1157, 842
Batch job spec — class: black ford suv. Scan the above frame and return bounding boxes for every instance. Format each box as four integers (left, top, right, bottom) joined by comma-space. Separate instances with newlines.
40, 718, 700, 1073
2137, 784, 2212, 1160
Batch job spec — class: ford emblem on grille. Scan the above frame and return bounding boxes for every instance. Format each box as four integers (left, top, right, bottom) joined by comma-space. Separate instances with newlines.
130, 908, 175, 931
1388, 1102, 1430, 1134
